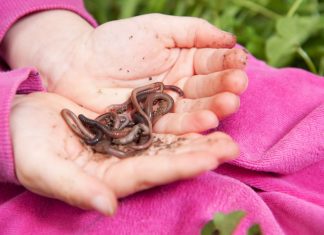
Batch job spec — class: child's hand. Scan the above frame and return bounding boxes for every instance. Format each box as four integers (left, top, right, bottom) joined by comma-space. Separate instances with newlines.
3, 11, 248, 134
10, 92, 239, 215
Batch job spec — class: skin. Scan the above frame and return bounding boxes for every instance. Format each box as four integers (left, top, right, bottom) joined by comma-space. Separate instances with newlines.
11, 93, 239, 216
1, 11, 249, 215
1, 11, 249, 135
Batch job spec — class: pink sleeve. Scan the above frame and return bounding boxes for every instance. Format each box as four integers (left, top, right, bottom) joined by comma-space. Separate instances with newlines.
0, 0, 97, 43
0, 0, 98, 184
0, 69, 44, 183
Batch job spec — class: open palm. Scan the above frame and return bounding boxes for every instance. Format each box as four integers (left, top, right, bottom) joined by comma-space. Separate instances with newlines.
37, 14, 248, 134
10, 92, 239, 215
4, 13, 248, 134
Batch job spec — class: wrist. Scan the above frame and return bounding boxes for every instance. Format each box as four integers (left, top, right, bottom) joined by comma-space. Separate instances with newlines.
1, 10, 93, 88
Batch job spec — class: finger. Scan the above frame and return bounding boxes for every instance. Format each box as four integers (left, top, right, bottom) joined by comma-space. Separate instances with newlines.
16, 154, 118, 216
174, 92, 240, 120
176, 69, 248, 99
152, 14, 236, 48
163, 48, 248, 85
153, 110, 219, 134
194, 48, 248, 74
102, 132, 239, 197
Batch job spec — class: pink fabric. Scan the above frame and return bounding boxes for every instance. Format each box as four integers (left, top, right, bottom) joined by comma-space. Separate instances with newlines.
0, 0, 97, 183
0, 53, 323, 234
0, 1, 323, 234
0, 69, 44, 183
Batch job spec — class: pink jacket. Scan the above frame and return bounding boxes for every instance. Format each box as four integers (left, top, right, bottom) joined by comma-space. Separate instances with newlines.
1, 1, 324, 234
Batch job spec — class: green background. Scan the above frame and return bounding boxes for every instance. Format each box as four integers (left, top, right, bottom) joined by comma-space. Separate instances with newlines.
84, 0, 324, 75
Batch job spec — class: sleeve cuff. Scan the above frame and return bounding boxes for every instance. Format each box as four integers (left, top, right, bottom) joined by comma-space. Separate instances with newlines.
0, 68, 45, 184
0, 0, 98, 44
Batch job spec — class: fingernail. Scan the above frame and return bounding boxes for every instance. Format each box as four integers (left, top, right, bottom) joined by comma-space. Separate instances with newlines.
91, 195, 114, 216
242, 48, 249, 54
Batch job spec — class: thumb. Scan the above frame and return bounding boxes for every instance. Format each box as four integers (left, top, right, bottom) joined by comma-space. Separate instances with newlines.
151, 14, 236, 48
17, 155, 118, 216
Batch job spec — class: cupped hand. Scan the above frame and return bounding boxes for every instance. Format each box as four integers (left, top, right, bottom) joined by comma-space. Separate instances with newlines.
56, 14, 248, 134
4, 12, 248, 135
10, 92, 239, 215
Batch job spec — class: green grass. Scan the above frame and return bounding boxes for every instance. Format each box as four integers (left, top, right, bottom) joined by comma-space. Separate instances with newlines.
84, 0, 324, 75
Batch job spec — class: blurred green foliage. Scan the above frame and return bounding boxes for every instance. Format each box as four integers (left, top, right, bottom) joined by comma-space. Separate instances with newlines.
84, 0, 324, 75
201, 210, 262, 235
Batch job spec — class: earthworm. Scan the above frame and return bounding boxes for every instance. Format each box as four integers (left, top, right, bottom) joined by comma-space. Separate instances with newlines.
61, 109, 95, 139
84, 128, 104, 146
129, 84, 155, 149
61, 82, 184, 157
144, 92, 174, 121
117, 114, 132, 129
164, 84, 185, 97
79, 114, 131, 139
113, 123, 150, 145
95, 111, 122, 129
105, 82, 164, 113
92, 139, 131, 158
128, 134, 153, 150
